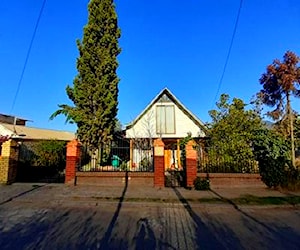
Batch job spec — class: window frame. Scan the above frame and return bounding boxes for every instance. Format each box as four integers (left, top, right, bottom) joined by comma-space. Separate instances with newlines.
156, 105, 176, 135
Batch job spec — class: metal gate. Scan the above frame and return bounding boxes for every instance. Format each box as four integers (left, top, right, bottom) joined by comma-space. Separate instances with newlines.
165, 170, 185, 187
16, 141, 66, 183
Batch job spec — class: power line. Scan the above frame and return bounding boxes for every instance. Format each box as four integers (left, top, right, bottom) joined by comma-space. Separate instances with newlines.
10, 0, 47, 113
212, 0, 243, 107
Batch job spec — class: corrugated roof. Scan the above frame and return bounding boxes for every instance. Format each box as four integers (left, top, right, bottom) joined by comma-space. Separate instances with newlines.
0, 123, 75, 141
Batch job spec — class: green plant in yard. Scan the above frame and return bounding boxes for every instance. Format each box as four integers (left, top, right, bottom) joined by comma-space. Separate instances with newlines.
179, 132, 192, 169
193, 177, 210, 190
140, 157, 151, 170
119, 160, 128, 171
252, 128, 300, 190
33, 140, 66, 171
283, 167, 300, 191
252, 128, 290, 188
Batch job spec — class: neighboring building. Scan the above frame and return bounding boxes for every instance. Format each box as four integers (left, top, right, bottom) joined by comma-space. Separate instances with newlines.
0, 123, 75, 141
0, 114, 29, 126
125, 88, 207, 171
0, 113, 75, 141
0, 113, 75, 184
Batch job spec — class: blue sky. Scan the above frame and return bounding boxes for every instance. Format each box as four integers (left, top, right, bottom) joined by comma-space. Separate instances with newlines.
1, 0, 300, 132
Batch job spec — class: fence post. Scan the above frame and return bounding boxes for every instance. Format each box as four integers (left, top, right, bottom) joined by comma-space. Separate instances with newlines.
0, 139, 19, 184
154, 138, 165, 188
65, 139, 81, 185
186, 140, 197, 188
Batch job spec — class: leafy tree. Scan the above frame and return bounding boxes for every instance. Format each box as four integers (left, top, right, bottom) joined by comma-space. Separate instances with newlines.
50, 0, 121, 153
259, 51, 300, 168
207, 94, 263, 172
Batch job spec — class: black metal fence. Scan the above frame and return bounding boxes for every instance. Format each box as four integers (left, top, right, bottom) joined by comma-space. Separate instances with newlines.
197, 147, 259, 173
78, 144, 154, 172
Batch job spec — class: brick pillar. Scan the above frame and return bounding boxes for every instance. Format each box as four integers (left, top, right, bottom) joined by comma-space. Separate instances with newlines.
0, 139, 19, 184
186, 140, 197, 188
65, 139, 81, 185
154, 138, 165, 188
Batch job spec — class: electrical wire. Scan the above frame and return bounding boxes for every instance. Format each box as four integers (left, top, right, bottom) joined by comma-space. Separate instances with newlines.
10, 0, 47, 113
212, 0, 243, 107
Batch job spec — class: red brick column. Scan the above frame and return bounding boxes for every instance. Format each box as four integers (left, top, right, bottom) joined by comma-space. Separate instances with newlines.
186, 140, 197, 188
154, 138, 165, 188
65, 139, 81, 185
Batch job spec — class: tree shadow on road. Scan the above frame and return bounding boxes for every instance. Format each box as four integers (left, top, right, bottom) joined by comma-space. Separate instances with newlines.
99, 171, 129, 249
210, 188, 300, 249
0, 209, 74, 249
0, 184, 45, 206
172, 187, 243, 250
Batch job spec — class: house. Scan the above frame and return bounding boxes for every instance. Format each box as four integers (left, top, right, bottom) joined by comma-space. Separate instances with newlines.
0, 113, 75, 184
0, 122, 75, 141
125, 88, 207, 171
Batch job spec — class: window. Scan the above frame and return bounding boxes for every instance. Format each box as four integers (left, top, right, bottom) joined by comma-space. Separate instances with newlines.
156, 105, 175, 134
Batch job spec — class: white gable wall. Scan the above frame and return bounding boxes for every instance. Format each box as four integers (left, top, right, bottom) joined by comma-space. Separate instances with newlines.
126, 101, 206, 139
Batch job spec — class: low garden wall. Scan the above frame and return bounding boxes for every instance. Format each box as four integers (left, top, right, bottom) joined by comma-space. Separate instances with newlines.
197, 173, 264, 188
75, 172, 154, 186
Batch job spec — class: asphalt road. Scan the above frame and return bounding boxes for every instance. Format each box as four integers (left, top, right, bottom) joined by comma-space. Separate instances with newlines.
0, 198, 299, 250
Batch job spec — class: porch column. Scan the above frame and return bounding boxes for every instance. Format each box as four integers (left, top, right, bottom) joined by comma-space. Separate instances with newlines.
154, 138, 165, 188
177, 139, 181, 169
129, 139, 133, 171
65, 139, 81, 185
186, 140, 197, 188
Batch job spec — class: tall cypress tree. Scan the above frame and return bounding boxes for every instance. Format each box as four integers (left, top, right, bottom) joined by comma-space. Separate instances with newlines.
51, 0, 121, 152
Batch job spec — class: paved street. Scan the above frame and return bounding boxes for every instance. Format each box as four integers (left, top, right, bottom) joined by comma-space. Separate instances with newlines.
0, 184, 299, 250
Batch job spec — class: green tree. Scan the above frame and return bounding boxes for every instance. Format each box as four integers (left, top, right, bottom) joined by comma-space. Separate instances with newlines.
207, 94, 263, 172
51, 0, 121, 153
259, 51, 300, 168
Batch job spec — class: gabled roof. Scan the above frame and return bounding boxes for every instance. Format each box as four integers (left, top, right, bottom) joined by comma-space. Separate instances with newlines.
126, 88, 207, 132
0, 123, 75, 141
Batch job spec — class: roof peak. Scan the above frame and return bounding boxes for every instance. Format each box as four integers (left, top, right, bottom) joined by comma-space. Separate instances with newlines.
126, 87, 207, 132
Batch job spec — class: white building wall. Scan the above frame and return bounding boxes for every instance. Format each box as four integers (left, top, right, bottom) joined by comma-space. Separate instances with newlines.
126, 102, 205, 138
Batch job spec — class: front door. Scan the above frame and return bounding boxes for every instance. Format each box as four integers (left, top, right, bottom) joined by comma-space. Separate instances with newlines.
163, 139, 185, 187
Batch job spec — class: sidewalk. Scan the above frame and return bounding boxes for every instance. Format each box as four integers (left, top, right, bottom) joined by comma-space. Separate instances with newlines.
1, 183, 299, 207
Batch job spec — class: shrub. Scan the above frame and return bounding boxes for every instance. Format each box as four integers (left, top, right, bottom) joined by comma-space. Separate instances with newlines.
282, 168, 300, 191
140, 157, 151, 170
252, 129, 291, 188
33, 140, 67, 171
193, 177, 210, 190
119, 161, 128, 171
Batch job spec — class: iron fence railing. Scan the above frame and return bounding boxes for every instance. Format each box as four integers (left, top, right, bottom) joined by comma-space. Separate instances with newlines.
197, 147, 259, 173
78, 145, 153, 172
